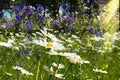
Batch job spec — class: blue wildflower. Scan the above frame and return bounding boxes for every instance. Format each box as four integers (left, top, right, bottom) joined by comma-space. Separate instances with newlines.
100, 4, 104, 8
94, 0, 97, 3
22, 5, 27, 9
23, 50, 29, 55
29, 11, 34, 16
65, 16, 71, 22
34, 52, 40, 60
14, 6, 20, 12
59, 18, 63, 23
22, 11, 28, 17
53, 21, 58, 29
38, 15, 45, 22
26, 28, 31, 33
66, 25, 71, 29
69, 12, 74, 18
89, 28, 93, 34
24, 20, 32, 27
97, 24, 100, 30
62, 9, 67, 14
27, 6, 32, 10
37, 6, 43, 13
95, 30, 101, 36
15, 14, 22, 20
5, 22, 10, 28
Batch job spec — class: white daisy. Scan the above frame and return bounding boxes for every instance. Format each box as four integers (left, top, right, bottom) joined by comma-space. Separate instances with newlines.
55, 73, 65, 79
33, 39, 65, 51
13, 66, 33, 76
0, 42, 12, 48
43, 65, 65, 79
40, 29, 59, 42
65, 53, 90, 64
49, 50, 90, 64
0, 39, 14, 48
93, 68, 108, 74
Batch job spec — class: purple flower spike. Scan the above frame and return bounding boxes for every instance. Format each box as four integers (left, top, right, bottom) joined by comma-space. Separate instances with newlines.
95, 30, 101, 37
28, 6, 32, 10
89, 28, 93, 34
38, 15, 45, 22
37, 6, 43, 13
66, 25, 71, 29
100, 4, 104, 8
22, 11, 28, 17
53, 21, 58, 29
23, 50, 29, 55
59, 18, 63, 23
26, 28, 31, 33
22, 5, 27, 9
62, 9, 67, 14
65, 16, 71, 22
94, 0, 97, 3
15, 14, 22, 21
5, 22, 10, 28
24, 20, 32, 27
34, 52, 40, 59
29, 11, 34, 16
69, 12, 74, 18
14, 6, 20, 12
97, 24, 101, 30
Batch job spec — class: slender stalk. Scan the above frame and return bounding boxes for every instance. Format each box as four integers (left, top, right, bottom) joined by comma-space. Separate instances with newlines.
79, 64, 82, 80
36, 59, 41, 80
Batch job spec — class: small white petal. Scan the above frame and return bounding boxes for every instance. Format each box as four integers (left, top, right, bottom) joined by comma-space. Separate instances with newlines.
83, 61, 90, 64
52, 63, 57, 67
55, 74, 64, 79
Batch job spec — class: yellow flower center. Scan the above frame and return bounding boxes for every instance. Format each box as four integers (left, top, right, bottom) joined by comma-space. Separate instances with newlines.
98, 69, 103, 72
46, 43, 54, 48
104, 41, 111, 46
78, 58, 82, 62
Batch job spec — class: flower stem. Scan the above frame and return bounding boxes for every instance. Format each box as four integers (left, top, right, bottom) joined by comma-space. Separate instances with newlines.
79, 64, 82, 80
36, 59, 41, 80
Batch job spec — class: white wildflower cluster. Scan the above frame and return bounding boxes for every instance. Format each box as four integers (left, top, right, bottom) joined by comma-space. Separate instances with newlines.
32, 29, 90, 79
13, 66, 33, 76
43, 65, 65, 79
0, 33, 28, 50
102, 32, 120, 52
93, 67, 108, 74
49, 50, 90, 64
1, 28, 90, 79
33, 28, 65, 51
0, 39, 14, 48
90, 32, 120, 53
